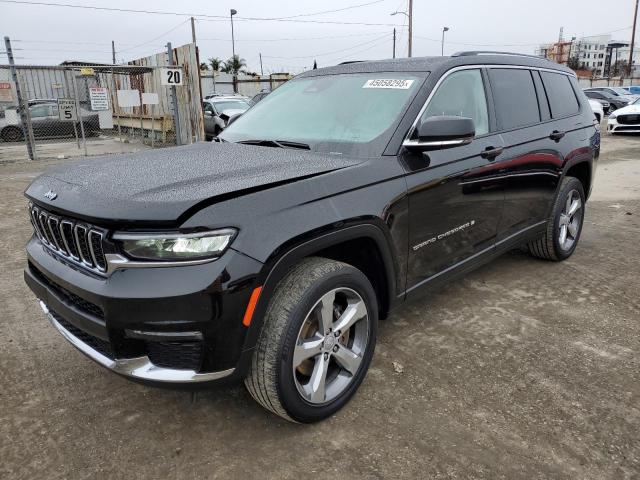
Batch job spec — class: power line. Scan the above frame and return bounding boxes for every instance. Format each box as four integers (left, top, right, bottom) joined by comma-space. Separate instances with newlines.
199, 31, 390, 43
261, 34, 390, 59
117, 19, 189, 53
257, 0, 387, 20
0, 0, 402, 26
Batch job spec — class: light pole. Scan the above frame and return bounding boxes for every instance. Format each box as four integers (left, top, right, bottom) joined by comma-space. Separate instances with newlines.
230, 8, 237, 92
391, 7, 412, 58
441, 27, 449, 56
230, 9, 237, 58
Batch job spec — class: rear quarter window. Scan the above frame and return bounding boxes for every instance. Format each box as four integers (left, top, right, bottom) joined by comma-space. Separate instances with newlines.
489, 68, 540, 130
541, 72, 580, 118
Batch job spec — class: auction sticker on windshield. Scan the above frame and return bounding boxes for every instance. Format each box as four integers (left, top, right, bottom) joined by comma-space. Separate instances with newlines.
363, 79, 414, 89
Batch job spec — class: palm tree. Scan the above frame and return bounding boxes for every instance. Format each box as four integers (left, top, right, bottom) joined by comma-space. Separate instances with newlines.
222, 55, 247, 75
208, 57, 223, 71
199, 62, 209, 71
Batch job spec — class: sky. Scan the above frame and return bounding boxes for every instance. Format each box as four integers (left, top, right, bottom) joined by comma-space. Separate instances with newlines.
1, 0, 638, 73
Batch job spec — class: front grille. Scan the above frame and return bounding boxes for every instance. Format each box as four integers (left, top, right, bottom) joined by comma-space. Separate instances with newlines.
31, 264, 104, 320
50, 309, 114, 359
147, 341, 204, 371
616, 114, 640, 125
29, 204, 108, 275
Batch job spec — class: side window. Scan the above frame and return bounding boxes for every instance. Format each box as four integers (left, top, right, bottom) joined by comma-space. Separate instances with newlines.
489, 68, 540, 130
29, 105, 50, 118
540, 72, 580, 118
420, 69, 489, 136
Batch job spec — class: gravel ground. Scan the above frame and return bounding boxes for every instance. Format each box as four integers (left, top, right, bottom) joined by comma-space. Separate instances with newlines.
1, 134, 639, 479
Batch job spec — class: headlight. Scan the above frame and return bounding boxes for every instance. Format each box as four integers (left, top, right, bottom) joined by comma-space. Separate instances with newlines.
113, 229, 236, 261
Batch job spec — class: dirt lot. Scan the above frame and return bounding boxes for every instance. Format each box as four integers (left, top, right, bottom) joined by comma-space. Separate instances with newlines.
1, 133, 639, 479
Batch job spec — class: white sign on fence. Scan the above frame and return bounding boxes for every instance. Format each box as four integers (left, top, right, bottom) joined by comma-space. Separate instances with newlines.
0, 82, 13, 102
89, 87, 109, 111
117, 89, 141, 108
141, 92, 159, 105
57, 98, 77, 121
161, 68, 183, 86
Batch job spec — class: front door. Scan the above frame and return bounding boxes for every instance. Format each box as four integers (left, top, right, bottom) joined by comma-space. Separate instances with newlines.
403, 68, 505, 294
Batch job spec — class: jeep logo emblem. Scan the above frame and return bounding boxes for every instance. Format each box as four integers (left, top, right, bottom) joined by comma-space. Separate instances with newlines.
44, 190, 57, 200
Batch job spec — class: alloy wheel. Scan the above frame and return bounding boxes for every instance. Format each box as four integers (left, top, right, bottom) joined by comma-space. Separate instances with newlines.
292, 287, 369, 405
558, 189, 582, 251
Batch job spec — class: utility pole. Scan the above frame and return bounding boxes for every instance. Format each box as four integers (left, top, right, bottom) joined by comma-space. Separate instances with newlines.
259, 53, 264, 76
166, 42, 182, 145
191, 16, 196, 44
4, 36, 35, 160
441, 27, 449, 56
111, 40, 116, 64
230, 8, 238, 93
393, 28, 396, 58
629, 0, 639, 77
408, 0, 413, 57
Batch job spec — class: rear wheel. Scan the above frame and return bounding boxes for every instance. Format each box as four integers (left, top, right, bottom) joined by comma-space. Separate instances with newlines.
245, 257, 378, 423
1, 126, 23, 142
527, 176, 585, 261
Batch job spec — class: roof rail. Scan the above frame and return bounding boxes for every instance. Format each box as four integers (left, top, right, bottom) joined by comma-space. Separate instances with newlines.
452, 50, 546, 60
338, 60, 366, 65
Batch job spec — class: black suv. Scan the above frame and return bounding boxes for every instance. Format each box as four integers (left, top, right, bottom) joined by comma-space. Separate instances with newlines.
24, 53, 598, 423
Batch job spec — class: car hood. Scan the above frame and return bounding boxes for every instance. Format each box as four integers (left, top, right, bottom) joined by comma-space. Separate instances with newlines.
611, 103, 640, 116
219, 108, 248, 117
25, 142, 363, 224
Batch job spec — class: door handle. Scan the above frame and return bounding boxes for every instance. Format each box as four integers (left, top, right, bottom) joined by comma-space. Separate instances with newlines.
549, 130, 565, 141
480, 146, 504, 160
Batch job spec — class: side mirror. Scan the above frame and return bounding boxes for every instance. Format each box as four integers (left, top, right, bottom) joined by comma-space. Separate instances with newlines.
226, 112, 243, 127
404, 115, 475, 151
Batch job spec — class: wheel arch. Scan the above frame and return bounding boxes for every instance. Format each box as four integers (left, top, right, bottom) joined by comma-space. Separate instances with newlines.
241, 222, 399, 354
564, 160, 591, 199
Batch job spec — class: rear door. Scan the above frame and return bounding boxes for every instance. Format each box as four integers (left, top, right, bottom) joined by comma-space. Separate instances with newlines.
487, 67, 563, 245
403, 67, 505, 293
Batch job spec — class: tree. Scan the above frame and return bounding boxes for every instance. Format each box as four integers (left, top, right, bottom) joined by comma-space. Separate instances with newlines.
208, 57, 223, 71
612, 60, 628, 77
313, 60, 317, 70
222, 54, 247, 75
567, 56, 580, 71
199, 62, 209, 71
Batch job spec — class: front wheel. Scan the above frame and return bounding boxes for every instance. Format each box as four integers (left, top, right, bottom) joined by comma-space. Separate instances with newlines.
527, 176, 585, 261
245, 257, 378, 423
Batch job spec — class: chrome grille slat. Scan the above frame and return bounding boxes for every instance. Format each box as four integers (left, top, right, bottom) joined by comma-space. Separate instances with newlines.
28, 204, 108, 276
60, 220, 80, 260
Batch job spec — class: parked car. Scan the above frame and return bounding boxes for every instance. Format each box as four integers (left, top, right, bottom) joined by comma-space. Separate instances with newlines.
606, 97, 640, 133
249, 89, 271, 105
587, 97, 610, 114
203, 96, 251, 139
24, 52, 598, 423
583, 89, 630, 111
589, 98, 604, 122
0, 101, 99, 142
624, 85, 640, 95
584, 87, 638, 103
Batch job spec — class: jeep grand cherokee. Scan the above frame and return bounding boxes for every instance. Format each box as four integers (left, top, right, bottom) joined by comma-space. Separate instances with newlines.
24, 52, 598, 423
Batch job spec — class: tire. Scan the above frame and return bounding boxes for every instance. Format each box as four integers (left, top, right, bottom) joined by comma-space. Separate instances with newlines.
245, 257, 378, 423
527, 176, 585, 261
1, 126, 23, 142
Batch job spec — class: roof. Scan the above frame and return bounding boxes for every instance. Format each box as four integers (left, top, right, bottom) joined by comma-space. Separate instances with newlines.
298, 52, 574, 79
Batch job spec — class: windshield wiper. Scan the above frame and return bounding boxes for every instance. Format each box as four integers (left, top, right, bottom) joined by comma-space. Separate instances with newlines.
237, 139, 310, 150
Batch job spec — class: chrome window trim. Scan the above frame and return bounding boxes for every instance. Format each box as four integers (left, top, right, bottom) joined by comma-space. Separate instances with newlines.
404, 64, 578, 146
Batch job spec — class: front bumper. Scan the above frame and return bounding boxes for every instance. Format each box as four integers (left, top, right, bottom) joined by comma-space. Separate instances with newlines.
607, 117, 640, 133
40, 300, 235, 383
25, 236, 263, 387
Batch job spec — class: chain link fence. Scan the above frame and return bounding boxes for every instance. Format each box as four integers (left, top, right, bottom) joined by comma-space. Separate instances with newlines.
1, 42, 204, 163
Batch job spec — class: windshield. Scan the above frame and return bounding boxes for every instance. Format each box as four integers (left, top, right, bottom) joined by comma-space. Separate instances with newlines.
611, 87, 631, 96
220, 73, 425, 156
214, 100, 250, 112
